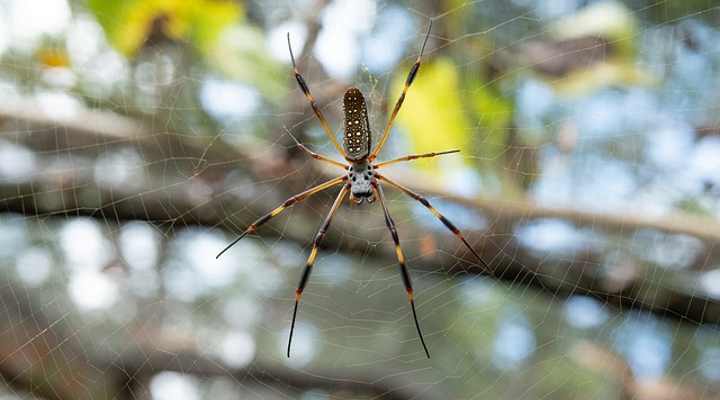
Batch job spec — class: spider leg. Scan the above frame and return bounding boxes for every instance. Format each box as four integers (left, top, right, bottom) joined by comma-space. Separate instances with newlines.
376, 174, 490, 271
375, 149, 460, 169
288, 184, 349, 357
284, 127, 349, 170
373, 182, 430, 359
297, 143, 350, 170
369, 21, 433, 161
216, 176, 347, 259
287, 33, 347, 158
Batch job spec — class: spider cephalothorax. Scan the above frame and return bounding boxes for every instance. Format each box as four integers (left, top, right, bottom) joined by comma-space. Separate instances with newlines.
347, 159, 375, 203
217, 21, 490, 359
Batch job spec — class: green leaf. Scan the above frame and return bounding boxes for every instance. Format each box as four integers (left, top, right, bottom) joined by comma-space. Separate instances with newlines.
471, 81, 512, 161
207, 24, 286, 101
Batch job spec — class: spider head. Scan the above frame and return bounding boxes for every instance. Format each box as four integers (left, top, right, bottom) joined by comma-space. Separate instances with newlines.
348, 160, 375, 203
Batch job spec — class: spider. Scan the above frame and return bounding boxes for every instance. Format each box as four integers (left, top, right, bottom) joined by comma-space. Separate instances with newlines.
216, 21, 488, 358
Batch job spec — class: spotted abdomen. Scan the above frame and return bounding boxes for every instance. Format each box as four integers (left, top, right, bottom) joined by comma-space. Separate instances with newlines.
343, 87, 371, 160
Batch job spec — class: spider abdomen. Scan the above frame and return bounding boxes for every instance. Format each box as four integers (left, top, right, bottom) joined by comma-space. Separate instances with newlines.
342, 87, 371, 161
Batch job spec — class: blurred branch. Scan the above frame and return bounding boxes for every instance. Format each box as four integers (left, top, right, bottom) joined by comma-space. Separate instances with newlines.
404, 174, 720, 244
295, 0, 328, 64
109, 350, 441, 400
1, 100, 720, 327
572, 341, 720, 400
0, 286, 438, 400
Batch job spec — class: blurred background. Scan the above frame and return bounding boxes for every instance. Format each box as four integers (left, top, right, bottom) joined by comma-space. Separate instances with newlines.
1, 0, 720, 399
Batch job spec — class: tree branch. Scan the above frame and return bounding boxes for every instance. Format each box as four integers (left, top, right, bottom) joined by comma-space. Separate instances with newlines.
1, 99, 720, 327
0, 285, 438, 400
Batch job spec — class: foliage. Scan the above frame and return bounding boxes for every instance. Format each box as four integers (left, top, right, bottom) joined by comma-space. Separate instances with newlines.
542, 1, 655, 95
390, 58, 471, 173
87, 0, 243, 57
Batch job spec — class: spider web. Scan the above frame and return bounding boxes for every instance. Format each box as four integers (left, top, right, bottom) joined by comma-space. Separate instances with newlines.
1, 0, 720, 399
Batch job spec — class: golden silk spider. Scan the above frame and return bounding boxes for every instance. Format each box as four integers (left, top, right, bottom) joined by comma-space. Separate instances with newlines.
217, 21, 488, 358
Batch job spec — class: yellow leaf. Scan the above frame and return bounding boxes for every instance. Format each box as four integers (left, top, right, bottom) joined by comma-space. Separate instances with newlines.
389, 58, 470, 174
550, 1, 637, 56
540, 1, 656, 95
89, 0, 242, 57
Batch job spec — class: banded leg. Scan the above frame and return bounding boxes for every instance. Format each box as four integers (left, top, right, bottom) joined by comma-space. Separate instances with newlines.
284, 126, 349, 170
369, 21, 433, 161
296, 142, 349, 170
288, 184, 349, 357
287, 33, 347, 158
216, 176, 346, 259
373, 182, 430, 358
375, 149, 460, 169
377, 174, 490, 271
